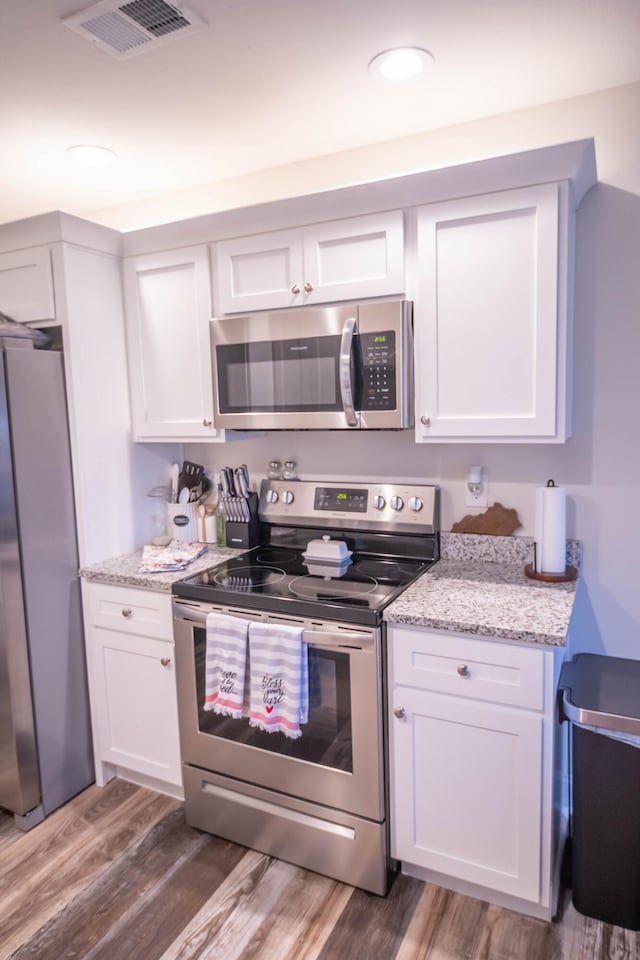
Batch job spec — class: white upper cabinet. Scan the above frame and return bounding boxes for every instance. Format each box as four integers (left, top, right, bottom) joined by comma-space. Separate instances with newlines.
414, 183, 573, 442
123, 245, 223, 441
0, 246, 55, 323
214, 211, 405, 314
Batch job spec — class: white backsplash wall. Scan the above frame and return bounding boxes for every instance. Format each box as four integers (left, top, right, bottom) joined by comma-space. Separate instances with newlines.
186, 429, 575, 537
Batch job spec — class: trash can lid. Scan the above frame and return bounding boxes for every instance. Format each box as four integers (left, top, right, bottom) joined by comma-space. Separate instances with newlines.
559, 654, 640, 736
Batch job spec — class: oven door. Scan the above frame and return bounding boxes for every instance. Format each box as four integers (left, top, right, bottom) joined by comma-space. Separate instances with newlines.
210, 306, 360, 430
173, 600, 384, 822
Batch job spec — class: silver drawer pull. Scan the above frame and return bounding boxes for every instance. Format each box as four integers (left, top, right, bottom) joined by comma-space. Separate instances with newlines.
121, 608, 133, 618
393, 706, 406, 719
457, 664, 470, 678
160, 657, 171, 667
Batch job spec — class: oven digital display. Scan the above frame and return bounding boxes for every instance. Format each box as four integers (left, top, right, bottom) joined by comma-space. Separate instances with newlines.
314, 487, 368, 512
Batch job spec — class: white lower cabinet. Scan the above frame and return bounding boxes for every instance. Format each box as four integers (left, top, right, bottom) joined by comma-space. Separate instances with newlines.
387, 625, 567, 919
82, 581, 183, 797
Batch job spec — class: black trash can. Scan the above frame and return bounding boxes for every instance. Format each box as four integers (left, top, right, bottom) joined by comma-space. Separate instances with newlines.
560, 654, 640, 930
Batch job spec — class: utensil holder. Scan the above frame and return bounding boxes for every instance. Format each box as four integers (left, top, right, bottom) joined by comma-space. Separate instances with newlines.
166, 502, 201, 543
225, 493, 260, 548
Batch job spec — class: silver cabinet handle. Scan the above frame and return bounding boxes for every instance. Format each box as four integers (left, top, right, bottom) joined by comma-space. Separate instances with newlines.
303, 281, 314, 293
291, 284, 301, 294
202, 418, 212, 427
457, 664, 470, 677
393, 706, 406, 719
121, 608, 133, 618
161, 656, 171, 667
339, 315, 358, 428
421, 415, 430, 426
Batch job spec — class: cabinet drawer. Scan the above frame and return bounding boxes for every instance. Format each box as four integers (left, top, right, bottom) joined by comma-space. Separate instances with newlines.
83, 582, 172, 640
390, 627, 545, 710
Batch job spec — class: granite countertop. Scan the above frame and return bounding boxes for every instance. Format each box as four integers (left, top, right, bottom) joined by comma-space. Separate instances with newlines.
383, 533, 581, 646
80, 545, 240, 592
81, 533, 581, 645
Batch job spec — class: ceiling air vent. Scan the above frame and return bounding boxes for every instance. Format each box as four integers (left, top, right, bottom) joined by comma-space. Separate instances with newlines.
62, 0, 207, 59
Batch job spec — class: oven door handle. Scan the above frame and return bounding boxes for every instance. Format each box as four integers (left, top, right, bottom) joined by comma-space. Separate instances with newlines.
172, 602, 372, 650
339, 315, 358, 428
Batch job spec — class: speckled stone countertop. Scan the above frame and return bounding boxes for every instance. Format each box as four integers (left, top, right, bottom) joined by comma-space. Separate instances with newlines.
80, 545, 240, 593
383, 533, 581, 646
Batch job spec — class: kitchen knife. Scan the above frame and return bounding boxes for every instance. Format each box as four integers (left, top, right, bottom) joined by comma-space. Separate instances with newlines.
240, 464, 251, 493
225, 467, 240, 521
235, 467, 249, 498
234, 467, 250, 520
219, 467, 232, 521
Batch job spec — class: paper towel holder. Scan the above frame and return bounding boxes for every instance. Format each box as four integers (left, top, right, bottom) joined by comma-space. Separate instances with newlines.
524, 478, 577, 582
524, 562, 577, 583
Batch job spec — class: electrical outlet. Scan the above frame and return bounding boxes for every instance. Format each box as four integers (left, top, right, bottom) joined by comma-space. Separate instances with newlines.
465, 481, 488, 508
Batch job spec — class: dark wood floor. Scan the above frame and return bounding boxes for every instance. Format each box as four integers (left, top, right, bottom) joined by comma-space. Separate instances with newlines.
0, 780, 636, 960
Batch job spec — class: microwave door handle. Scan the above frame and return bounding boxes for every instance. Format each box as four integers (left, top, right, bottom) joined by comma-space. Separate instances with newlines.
339, 316, 358, 427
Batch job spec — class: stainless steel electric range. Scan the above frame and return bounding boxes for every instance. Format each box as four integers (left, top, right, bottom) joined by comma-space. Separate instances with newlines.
172, 478, 439, 894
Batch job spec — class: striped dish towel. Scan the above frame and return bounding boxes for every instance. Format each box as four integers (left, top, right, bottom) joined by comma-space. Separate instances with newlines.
248, 622, 309, 739
204, 612, 248, 718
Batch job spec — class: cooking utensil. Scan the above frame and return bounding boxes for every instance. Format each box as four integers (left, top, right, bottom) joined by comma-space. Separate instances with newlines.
179, 460, 205, 490
169, 464, 180, 504
178, 486, 190, 504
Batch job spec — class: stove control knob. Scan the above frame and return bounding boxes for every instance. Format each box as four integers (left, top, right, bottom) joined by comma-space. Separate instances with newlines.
372, 494, 386, 510
389, 495, 404, 511
266, 489, 279, 503
408, 496, 423, 512
281, 490, 295, 505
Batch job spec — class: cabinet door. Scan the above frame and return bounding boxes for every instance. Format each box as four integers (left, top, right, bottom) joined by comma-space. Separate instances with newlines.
415, 184, 567, 441
214, 229, 305, 314
390, 686, 543, 903
302, 211, 405, 304
0, 247, 55, 323
89, 629, 182, 786
124, 246, 221, 440
214, 211, 405, 314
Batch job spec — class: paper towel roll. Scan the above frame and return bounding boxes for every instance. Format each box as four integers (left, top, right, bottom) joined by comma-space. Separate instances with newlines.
535, 481, 567, 574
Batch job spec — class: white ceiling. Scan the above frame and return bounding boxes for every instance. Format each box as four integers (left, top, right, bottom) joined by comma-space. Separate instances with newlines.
2, 0, 639, 230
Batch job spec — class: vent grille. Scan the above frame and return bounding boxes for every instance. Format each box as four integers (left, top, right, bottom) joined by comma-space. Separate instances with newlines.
63, 0, 206, 58
120, 0, 190, 37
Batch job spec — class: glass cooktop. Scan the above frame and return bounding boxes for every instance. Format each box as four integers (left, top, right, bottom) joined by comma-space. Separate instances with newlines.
173, 544, 433, 626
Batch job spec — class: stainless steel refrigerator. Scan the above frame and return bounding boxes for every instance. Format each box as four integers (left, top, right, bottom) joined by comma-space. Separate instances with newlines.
0, 339, 93, 829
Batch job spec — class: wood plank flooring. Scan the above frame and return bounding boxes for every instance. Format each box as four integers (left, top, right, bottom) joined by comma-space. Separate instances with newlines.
0, 780, 637, 960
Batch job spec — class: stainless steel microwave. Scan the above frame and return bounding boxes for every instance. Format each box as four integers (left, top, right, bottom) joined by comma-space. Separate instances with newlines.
210, 299, 414, 430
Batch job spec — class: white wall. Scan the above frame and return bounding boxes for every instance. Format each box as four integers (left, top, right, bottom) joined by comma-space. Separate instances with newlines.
181, 82, 640, 660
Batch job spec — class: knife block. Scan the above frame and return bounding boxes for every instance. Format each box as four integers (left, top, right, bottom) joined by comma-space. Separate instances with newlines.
225, 493, 260, 549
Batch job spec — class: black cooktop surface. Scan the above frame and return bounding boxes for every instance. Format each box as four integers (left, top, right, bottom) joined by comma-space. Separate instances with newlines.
173, 544, 434, 626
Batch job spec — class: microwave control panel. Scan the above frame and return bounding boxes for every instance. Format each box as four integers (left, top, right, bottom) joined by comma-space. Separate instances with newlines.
359, 331, 396, 411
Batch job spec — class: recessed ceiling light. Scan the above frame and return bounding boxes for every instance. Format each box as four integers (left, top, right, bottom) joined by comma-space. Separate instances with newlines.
65, 144, 117, 167
369, 47, 434, 81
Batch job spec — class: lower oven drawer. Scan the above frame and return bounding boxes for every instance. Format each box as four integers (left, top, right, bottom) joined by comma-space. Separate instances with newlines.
182, 764, 388, 895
